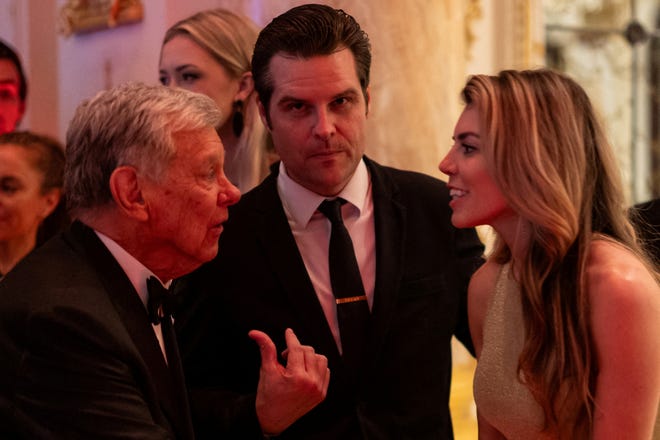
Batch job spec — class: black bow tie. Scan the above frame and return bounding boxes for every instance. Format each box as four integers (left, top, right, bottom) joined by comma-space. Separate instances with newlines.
146, 276, 176, 325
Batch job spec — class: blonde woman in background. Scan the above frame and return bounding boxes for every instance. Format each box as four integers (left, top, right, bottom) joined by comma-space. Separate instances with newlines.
440, 69, 660, 438
159, 9, 273, 193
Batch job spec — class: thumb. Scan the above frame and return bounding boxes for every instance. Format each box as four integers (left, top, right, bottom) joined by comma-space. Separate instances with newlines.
248, 330, 278, 370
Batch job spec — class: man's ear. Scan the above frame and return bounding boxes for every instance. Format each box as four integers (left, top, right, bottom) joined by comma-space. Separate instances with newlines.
256, 99, 271, 131
365, 86, 371, 117
109, 166, 148, 221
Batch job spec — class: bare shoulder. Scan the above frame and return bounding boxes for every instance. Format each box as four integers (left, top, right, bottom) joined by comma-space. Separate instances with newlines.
469, 260, 502, 303
587, 239, 659, 310
587, 239, 660, 346
588, 239, 660, 436
468, 260, 503, 357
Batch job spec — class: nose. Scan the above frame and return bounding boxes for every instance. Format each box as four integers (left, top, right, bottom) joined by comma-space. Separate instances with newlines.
439, 151, 455, 176
218, 177, 241, 207
312, 108, 335, 141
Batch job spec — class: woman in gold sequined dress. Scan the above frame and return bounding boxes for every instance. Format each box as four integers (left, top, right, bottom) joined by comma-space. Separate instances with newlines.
439, 69, 660, 439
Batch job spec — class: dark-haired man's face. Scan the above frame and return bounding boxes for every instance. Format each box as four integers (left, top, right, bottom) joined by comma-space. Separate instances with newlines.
0, 59, 24, 135
258, 48, 369, 197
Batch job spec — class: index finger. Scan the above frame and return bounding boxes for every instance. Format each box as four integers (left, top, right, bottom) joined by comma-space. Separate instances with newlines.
283, 328, 305, 370
284, 328, 302, 347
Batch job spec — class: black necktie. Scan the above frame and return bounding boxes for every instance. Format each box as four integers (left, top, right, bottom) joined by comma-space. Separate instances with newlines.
318, 199, 370, 374
146, 276, 194, 439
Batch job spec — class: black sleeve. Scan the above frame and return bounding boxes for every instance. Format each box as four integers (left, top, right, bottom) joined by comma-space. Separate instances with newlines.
452, 225, 485, 357
173, 268, 265, 440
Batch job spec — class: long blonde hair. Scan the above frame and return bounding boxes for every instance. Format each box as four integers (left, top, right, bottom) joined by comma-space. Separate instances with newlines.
464, 69, 645, 437
163, 9, 270, 192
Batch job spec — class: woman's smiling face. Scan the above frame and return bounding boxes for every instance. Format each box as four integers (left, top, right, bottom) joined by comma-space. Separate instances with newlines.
439, 105, 514, 231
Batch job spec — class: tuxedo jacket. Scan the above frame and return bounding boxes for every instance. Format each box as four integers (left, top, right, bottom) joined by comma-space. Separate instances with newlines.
0, 221, 193, 439
176, 157, 485, 439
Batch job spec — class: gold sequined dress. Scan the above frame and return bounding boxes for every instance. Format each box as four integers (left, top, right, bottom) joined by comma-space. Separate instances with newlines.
473, 263, 555, 439
474, 263, 660, 439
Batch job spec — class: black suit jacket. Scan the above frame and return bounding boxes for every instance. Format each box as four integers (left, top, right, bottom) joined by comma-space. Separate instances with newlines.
176, 157, 485, 439
0, 222, 193, 439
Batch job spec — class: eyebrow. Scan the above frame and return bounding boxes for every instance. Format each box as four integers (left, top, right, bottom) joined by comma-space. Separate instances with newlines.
0, 175, 22, 184
277, 88, 360, 105
158, 64, 198, 74
453, 131, 480, 141
174, 64, 198, 73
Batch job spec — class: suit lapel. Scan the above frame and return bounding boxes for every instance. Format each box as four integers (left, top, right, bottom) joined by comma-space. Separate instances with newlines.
363, 159, 407, 364
253, 175, 342, 362
66, 222, 191, 439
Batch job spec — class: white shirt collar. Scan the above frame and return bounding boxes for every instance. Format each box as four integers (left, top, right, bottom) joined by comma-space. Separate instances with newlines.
95, 231, 171, 309
277, 158, 370, 227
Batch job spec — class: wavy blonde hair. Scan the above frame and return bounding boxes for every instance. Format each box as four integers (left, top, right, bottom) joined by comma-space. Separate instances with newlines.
163, 8, 270, 192
463, 69, 647, 437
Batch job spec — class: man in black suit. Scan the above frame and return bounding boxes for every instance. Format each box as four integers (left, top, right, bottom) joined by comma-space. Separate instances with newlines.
0, 82, 329, 439
176, 5, 485, 439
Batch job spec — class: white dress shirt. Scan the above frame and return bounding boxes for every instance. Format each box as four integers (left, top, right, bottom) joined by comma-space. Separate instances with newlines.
277, 159, 376, 352
95, 231, 171, 362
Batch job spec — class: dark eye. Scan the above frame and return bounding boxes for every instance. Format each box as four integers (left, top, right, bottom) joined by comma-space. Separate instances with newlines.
461, 143, 476, 154
0, 90, 17, 101
181, 72, 200, 83
286, 102, 306, 112
0, 180, 20, 194
332, 96, 354, 109
158, 75, 169, 86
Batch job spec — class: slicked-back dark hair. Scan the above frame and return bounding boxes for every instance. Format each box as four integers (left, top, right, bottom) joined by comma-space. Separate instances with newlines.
251, 4, 371, 123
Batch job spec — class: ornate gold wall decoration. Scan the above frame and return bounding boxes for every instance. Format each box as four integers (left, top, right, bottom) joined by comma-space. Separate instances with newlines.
490, 0, 545, 70
59, 0, 143, 37
465, 0, 483, 61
